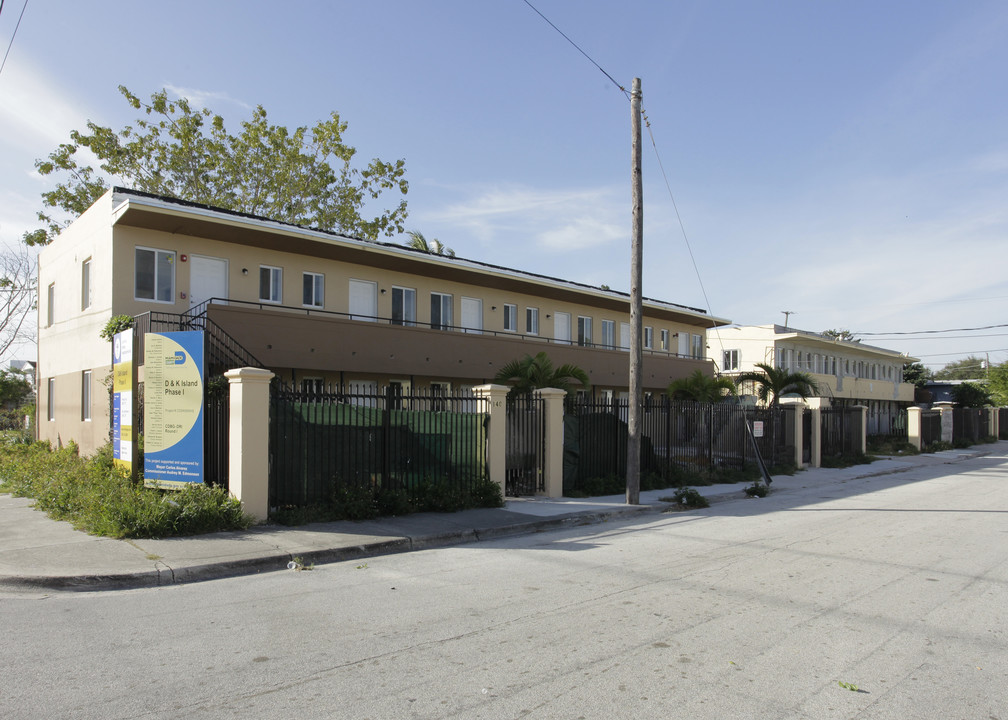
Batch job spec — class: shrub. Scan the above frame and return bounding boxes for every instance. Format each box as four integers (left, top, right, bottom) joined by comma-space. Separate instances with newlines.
0, 441, 251, 538
819, 452, 875, 469
744, 482, 769, 498
661, 486, 710, 509
923, 440, 953, 453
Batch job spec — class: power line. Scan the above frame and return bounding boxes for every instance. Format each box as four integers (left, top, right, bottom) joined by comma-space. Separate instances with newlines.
520, 0, 629, 99
0, 0, 28, 78
856, 322, 1008, 337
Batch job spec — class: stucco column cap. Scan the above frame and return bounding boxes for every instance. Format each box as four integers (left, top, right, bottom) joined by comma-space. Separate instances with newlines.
225, 367, 275, 384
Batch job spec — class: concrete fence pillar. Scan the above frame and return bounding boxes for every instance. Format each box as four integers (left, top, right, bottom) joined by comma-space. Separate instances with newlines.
907, 406, 923, 451
225, 367, 275, 522
988, 407, 998, 439
472, 384, 510, 499
534, 387, 567, 498
809, 406, 822, 468
935, 402, 954, 443
786, 402, 806, 468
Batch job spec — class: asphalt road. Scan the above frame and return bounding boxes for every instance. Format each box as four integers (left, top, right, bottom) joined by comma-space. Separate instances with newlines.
2, 451, 1006, 719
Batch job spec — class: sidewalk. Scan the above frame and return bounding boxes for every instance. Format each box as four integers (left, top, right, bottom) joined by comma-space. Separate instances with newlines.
0, 446, 999, 592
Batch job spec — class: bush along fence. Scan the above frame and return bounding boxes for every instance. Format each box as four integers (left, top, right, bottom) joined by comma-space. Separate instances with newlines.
907, 404, 1002, 450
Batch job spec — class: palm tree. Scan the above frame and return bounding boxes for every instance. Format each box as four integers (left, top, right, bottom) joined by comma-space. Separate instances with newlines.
493, 351, 590, 395
666, 370, 736, 403
405, 230, 455, 257
735, 362, 819, 407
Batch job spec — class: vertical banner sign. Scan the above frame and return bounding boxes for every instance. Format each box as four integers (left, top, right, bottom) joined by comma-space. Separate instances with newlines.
144, 331, 205, 488
112, 328, 133, 473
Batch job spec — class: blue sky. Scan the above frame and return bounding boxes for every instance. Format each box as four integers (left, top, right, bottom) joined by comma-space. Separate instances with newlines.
1, 0, 1006, 370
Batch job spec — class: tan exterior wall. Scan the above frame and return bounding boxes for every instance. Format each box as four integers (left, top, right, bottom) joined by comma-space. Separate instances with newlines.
37, 364, 110, 454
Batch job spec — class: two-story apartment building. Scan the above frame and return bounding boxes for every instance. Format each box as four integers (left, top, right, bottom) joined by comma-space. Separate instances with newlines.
715, 324, 918, 434
38, 187, 730, 453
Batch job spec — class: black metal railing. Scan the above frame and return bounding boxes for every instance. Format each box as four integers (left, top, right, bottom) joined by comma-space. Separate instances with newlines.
953, 408, 989, 444
820, 406, 853, 458
269, 384, 488, 508
921, 409, 942, 446
505, 394, 545, 496
185, 297, 698, 359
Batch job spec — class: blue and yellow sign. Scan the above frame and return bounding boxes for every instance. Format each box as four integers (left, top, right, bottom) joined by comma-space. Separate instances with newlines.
143, 331, 205, 488
112, 329, 133, 473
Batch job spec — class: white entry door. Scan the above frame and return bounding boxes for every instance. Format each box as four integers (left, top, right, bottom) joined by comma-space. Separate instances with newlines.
189, 255, 228, 309
460, 297, 482, 334
554, 312, 571, 344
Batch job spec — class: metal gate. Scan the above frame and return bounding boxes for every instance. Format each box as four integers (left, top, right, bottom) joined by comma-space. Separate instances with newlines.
505, 394, 545, 496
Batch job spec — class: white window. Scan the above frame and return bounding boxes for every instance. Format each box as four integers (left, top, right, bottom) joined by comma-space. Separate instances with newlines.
692, 334, 704, 359
302, 272, 324, 308
723, 349, 740, 371
431, 292, 453, 330
660, 329, 669, 351
503, 303, 517, 332
554, 312, 571, 344
136, 247, 176, 303
619, 322, 631, 351
526, 307, 539, 335
259, 265, 282, 303
644, 327, 653, 350
460, 297, 481, 333
392, 287, 416, 326
47, 283, 54, 327
81, 370, 91, 421
47, 378, 55, 421
601, 320, 615, 349
577, 316, 592, 347
678, 332, 690, 357
81, 258, 92, 310
349, 279, 378, 321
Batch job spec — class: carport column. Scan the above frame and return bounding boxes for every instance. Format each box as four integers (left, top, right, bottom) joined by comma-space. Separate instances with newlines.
907, 406, 923, 451
472, 384, 510, 499
534, 387, 567, 498
225, 367, 275, 523
809, 406, 822, 468
850, 405, 868, 454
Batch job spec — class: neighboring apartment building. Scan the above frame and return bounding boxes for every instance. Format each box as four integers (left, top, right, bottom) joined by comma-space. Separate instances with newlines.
714, 324, 918, 434
38, 187, 730, 453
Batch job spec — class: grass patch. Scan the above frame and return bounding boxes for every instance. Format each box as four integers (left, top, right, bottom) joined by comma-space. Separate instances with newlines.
0, 441, 251, 538
818, 452, 875, 469
867, 438, 918, 456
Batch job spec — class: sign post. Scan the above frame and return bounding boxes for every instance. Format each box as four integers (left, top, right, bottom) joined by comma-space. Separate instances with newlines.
143, 331, 205, 488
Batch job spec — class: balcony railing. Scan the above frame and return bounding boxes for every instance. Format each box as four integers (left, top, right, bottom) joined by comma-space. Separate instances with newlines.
188, 297, 701, 360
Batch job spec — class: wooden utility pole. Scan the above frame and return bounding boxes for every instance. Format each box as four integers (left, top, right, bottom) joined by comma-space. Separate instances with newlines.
627, 77, 643, 505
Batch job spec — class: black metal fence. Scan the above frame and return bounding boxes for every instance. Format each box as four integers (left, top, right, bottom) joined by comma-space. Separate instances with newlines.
921, 409, 942, 446
563, 397, 785, 492
505, 394, 545, 496
953, 408, 990, 444
269, 384, 488, 507
820, 407, 855, 458
1001, 408, 1008, 440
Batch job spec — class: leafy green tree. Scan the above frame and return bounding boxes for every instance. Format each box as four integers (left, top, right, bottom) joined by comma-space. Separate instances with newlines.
822, 328, 860, 343
25, 86, 408, 245
0, 369, 33, 409
933, 356, 986, 381
950, 381, 992, 408
405, 230, 454, 257
735, 362, 819, 408
901, 361, 932, 388
493, 352, 589, 395
666, 370, 736, 403
988, 362, 1008, 405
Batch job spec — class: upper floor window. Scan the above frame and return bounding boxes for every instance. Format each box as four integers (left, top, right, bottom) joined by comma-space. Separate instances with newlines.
302, 272, 324, 308
392, 287, 416, 326
503, 303, 517, 332
601, 320, 615, 349
691, 334, 704, 359
577, 316, 592, 347
81, 258, 92, 310
47, 378, 55, 421
723, 349, 740, 371
135, 247, 175, 303
259, 266, 282, 303
431, 292, 453, 331
526, 307, 539, 335
644, 326, 653, 350
46, 283, 54, 327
